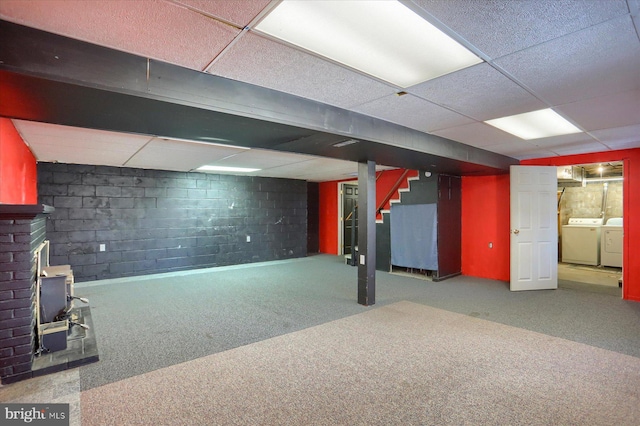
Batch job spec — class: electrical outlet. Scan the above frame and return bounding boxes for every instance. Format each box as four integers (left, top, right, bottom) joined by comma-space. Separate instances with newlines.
488, 242, 493, 249
99, 244, 106, 252
246, 235, 251, 243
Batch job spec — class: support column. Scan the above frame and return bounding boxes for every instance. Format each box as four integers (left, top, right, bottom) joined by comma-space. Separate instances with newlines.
357, 161, 376, 306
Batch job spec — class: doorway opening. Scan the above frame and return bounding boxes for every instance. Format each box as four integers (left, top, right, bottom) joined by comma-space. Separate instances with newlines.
338, 182, 358, 264
557, 162, 623, 294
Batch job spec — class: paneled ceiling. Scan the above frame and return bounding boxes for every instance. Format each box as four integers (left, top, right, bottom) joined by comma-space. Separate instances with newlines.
1, 0, 639, 181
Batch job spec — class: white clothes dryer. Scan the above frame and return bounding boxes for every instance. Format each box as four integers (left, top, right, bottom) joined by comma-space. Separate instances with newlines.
601, 218, 623, 268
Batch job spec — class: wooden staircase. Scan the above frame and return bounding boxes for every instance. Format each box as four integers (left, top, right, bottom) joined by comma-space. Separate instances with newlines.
376, 170, 420, 223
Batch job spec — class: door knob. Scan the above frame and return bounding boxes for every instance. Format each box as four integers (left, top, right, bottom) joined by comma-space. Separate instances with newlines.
512, 229, 520, 235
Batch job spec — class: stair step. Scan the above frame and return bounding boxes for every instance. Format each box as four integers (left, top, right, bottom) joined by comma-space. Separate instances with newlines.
375, 170, 418, 226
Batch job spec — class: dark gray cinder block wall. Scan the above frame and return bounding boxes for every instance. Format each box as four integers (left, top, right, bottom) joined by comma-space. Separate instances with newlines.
37, 163, 308, 282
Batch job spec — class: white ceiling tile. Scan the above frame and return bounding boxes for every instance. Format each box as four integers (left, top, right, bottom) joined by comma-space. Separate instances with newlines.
172, 0, 270, 27
207, 33, 397, 109
412, 0, 629, 59
125, 138, 247, 171
482, 142, 557, 160
351, 94, 473, 133
13, 120, 152, 166
431, 122, 518, 148
545, 141, 611, 156
591, 124, 640, 150
556, 90, 640, 132
211, 149, 319, 170
494, 15, 640, 105
409, 63, 546, 121
528, 133, 609, 156
258, 157, 355, 177
0, 0, 240, 71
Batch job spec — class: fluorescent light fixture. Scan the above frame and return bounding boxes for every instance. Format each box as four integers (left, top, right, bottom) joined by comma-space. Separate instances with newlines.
196, 165, 261, 173
586, 177, 623, 183
255, 0, 482, 88
333, 139, 359, 148
484, 109, 582, 140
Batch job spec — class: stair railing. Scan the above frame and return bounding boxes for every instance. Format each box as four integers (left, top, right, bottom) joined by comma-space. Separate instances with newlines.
376, 169, 412, 215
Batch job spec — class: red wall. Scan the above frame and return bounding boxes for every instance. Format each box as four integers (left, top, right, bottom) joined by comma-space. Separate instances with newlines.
319, 180, 340, 254
461, 175, 510, 281
523, 149, 640, 302
318, 169, 414, 255
0, 118, 37, 204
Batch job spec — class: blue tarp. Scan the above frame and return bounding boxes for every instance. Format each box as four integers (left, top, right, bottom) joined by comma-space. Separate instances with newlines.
390, 203, 438, 270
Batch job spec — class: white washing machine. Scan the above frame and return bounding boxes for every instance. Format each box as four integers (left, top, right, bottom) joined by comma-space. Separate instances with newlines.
562, 218, 603, 266
601, 218, 623, 268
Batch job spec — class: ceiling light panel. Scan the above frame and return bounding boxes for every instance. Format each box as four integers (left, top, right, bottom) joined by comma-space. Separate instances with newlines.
484, 109, 582, 140
196, 165, 260, 173
255, 0, 482, 88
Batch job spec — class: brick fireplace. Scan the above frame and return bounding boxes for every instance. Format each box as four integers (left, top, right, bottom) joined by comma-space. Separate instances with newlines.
0, 204, 52, 384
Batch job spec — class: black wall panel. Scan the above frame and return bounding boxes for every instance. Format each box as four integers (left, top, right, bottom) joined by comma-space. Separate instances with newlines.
436, 175, 462, 280
37, 163, 308, 282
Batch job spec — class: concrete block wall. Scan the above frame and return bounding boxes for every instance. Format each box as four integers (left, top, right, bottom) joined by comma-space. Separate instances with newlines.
38, 163, 308, 282
559, 182, 623, 225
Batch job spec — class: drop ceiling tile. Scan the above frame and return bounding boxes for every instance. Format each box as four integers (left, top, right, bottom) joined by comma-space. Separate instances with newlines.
125, 138, 247, 171
528, 133, 609, 156
431, 122, 518, 148
351, 94, 473, 133
258, 157, 355, 177
207, 33, 397, 109
591, 124, 640, 150
409, 63, 546, 121
494, 15, 640, 105
482, 142, 557, 160
556, 90, 640, 132
172, 0, 270, 27
545, 140, 611, 156
0, 0, 240, 71
211, 149, 319, 170
12, 120, 152, 166
412, 0, 629, 59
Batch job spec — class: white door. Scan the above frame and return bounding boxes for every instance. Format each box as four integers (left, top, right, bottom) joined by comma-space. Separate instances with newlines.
510, 165, 558, 291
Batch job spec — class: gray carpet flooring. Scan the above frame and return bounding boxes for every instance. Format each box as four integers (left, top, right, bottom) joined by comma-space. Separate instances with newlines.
81, 301, 640, 426
75, 254, 640, 393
